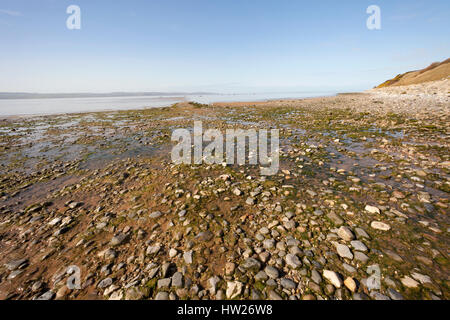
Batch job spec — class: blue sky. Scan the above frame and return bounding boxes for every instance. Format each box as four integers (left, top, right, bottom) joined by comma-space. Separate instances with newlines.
0, 0, 449, 93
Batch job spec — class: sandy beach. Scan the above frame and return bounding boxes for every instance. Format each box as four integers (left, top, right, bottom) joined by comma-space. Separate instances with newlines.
0, 84, 448, 300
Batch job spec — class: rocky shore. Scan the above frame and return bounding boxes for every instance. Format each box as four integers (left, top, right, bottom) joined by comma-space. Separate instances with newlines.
0, 90, 448, 300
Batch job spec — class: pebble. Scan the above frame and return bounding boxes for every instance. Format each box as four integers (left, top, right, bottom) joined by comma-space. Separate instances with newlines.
350, 240, 368, 252
311, 269, 322, 284
354, 251, 369, 263
98, 278, 113, 288
183, 250, 193, 264
149, 211, 162, 219
337, 226, 355, 241
36, 291, 55, 300
401, 276, 419, 288
195, 231, 214, 242
411, 272, 432, 284
280, 278, 296, 290
344, 277, 357, 292
169, 248, 178, 258
371, 221, 391, 231
110, 233, 128, 246
157, 278, 171, 289
155, 292, 169, 300
241, 258, 261, 272
5, 258, 28, 271
268, 290, 283, 300
285, 254, 302, 269
226, 281, 243, 299
335, 243, 354, 260
387, 288, 404, 300
323, 270, 343, 288
171, 272, 184, 288
365, 205, 381, 214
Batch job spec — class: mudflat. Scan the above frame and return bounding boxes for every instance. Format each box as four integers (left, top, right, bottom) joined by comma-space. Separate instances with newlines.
0, 88, 448, 300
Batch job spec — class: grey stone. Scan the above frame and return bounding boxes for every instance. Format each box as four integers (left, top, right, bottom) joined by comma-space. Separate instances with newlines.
110, 233, 128, 246
172, 272, 183, 288
335, 243, 353, 260
280, 278, 296, 290
371, 221, 391, 231
241, 258, 261, 272
351, 240, 368, 252
125, 287, 145, 300
264, 266, 279, 279
157, 278, 171, 289
355, 227, 370, 239
285, 254, 302, 269
5, 258, 28, 271
354, 251, 369, 263
155, 292, 169, 300
263, 239, 275, 249
255, 271, 268, 281
268, 290, 283, 300
387, 288, 404, 300
207, 276, 220, 295
342, 263, 357, 273
98, 278, 113, 288
311, 269, 322, 284
338, 226, 355, 241
195, 231, 214, 242
183, 250, 193, 264
353, 293, 370, 300
370, 291, 390, 300
327, 212, 344, 225
149, 211, 162, 219
36, 291, 55, 300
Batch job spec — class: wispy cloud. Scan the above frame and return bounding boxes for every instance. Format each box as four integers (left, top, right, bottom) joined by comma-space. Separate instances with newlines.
0, 9, 22, 17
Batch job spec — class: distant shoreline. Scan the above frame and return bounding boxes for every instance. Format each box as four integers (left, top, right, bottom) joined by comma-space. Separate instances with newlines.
0, 92, 217, 100
0, 91, 339, 117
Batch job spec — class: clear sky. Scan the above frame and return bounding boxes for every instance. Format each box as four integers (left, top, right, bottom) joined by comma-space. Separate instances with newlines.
0, 0, 449, 93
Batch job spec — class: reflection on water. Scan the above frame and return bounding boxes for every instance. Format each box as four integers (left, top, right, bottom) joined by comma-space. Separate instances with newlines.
0, 92, 336, 116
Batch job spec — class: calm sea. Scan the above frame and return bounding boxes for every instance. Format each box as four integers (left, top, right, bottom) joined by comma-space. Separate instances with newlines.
0, 92, 336, 117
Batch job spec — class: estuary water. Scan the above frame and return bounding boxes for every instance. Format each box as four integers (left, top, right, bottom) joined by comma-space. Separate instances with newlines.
0, 91, 336, 116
